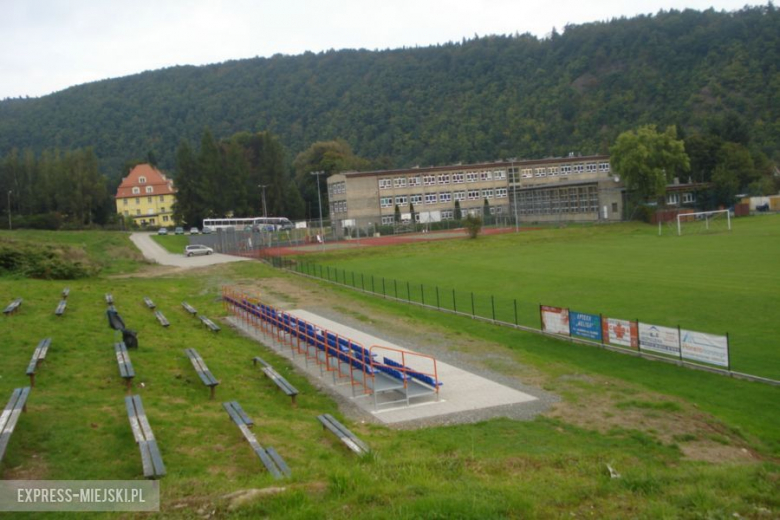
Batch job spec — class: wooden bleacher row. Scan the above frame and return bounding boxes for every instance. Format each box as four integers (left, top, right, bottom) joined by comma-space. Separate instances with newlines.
222, 289, 442, 409
4, 288, 70, 317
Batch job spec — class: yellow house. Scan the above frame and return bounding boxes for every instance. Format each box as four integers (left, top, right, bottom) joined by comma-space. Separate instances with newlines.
115, 164, 177, 227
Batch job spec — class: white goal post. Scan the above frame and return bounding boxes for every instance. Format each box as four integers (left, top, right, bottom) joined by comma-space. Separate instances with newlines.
676, 209, 731, 236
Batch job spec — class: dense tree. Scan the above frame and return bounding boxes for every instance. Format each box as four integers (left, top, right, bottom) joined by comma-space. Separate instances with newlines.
174, 129, 298, 225
0, 147, 111, 227
292, 140, 372, 220
610, 125, 690, 203
2, 6, 777, 179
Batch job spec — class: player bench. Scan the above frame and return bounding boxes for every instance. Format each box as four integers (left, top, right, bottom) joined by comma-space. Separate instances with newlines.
222, 401, 290, 479
26, 338, 52, 387
125, 395, 166, 479
254, 359, 298, 406
0, 387, 31, 463
185, 348, 219, 399
181, 302, 197, 315
143, 297, 156, 309
3, 298, 22, 315
317, 414, 370, 456
154, 310, 170, 327
55, 299, 67, 316
115, 342, 135, 390
198, 315, 221, 332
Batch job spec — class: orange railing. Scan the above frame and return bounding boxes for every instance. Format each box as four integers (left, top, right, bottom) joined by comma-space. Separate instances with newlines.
222, 286, 440, 400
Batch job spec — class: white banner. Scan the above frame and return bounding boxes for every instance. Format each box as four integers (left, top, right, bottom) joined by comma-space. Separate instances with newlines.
638, 323, 680, 356
603, 318, 638, 349
541, 306, 569, 335
680, 330, 729, 368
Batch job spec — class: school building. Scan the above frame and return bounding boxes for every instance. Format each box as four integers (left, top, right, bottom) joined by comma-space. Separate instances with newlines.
326, 154, 624, 233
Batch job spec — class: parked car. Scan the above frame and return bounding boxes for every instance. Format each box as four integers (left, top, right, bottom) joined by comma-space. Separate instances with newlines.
189, 227, 200, 235
202, 226, 214, 234
184, 244, 214, 257
157, 227, 168, 235
174, 227, 184, 235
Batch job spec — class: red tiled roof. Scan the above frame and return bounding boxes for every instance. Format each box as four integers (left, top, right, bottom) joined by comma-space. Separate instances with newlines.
115, 164, 176, 199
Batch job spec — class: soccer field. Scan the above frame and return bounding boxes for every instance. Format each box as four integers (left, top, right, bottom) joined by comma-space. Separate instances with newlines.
299, 215, 780, 380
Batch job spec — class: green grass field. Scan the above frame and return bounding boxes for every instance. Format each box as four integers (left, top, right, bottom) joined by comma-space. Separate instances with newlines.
297, 215, 780, 380
1, 229, 778, 518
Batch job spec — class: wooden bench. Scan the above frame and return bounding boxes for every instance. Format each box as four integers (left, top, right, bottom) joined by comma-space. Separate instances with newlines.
0, 387, 31, 463
115, 342, 135, 390
105, 293, 114, 305
125, 395, 166, 479
184, 348, 219, 399
143, 297, 156, 309
154, 310, 170, 327
3, 298, 22, 315
55, 300, 67, 316
26, 338, 51, 387
317, 414, 370, 456
252, 356, 271, 369
258, 364, 299, 407
198, 315, 221, 332
62, 288, 70, 299
181, 302, 197, 315
223, 401, 290, 479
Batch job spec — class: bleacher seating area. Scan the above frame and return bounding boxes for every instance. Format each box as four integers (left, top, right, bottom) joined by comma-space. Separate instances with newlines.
222, 286, 442, 409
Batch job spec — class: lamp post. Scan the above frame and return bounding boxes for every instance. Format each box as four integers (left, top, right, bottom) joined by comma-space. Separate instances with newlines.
258, 184, 268, 218
7, 190, 11, 231
310, 171, 325, 248
510, 160, 519, 233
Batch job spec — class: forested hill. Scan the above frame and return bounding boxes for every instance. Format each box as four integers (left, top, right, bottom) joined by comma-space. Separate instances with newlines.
1, 5, 778, 177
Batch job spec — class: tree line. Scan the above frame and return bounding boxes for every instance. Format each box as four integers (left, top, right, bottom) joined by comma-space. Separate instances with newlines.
0, 147, 114, 229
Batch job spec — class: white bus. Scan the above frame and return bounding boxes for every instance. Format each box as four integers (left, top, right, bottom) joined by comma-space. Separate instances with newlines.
202, 217, 294, 232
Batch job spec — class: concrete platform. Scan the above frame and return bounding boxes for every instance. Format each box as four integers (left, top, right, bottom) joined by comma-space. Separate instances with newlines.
228, 309, 539, 425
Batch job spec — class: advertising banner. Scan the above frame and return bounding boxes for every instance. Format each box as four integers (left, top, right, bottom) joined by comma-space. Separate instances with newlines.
602, 318, 638, 349
638, 323, 681, 356
541, 306, 570, 335
680, 330, 729, 368
569, 311, 602, 341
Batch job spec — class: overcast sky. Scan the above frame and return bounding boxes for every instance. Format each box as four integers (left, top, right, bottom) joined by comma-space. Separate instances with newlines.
0, 0, 759, 99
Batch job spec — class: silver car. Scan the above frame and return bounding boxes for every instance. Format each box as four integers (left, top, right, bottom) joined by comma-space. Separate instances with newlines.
184, 244, 213, 257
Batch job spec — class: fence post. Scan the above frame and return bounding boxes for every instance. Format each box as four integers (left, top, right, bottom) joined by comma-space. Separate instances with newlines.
361, 273, 365, 291
453, 289, 457, 313
677, 325, 683, 363
407, 281, 411, 303
382, 278, 386, 298
436, 286, 440, 309
726, 332, 731, 372
394, 279, 398, 299
421, 285, 425, 306
327, 266, 330, 281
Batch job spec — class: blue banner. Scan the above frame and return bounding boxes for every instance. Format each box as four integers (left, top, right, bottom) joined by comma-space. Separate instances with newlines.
570, 311, 602, 341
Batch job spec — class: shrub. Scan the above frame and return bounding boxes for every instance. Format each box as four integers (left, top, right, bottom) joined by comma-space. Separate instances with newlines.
464, 215, 483, 239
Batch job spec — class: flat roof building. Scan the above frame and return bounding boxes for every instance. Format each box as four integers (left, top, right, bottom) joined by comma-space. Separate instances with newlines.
327, 154, 623, 235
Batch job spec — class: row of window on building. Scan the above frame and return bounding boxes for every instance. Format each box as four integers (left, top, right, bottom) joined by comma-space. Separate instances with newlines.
378, 170, 509, 190
376, 162, 609, 190
123, 210, 171, 220
379, 188, 509, 208
122, 195, 168, 205
516, 162, 610, 179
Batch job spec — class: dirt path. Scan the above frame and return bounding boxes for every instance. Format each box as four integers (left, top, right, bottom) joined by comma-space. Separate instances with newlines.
129, 232, 248, 267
